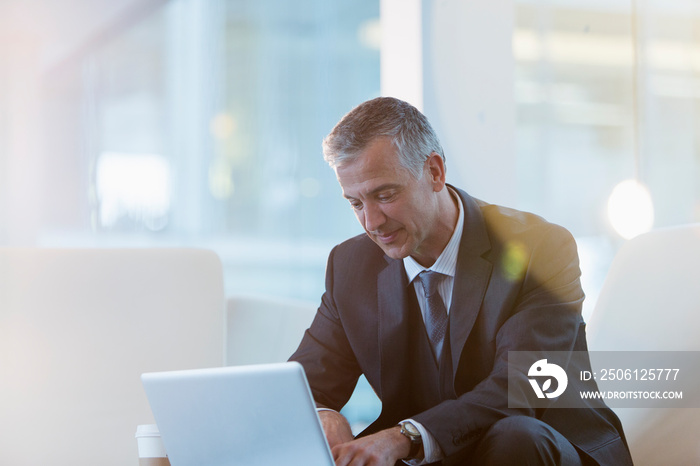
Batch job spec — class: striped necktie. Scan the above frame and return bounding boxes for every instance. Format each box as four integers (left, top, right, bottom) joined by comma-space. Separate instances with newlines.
417, 270, 448, 362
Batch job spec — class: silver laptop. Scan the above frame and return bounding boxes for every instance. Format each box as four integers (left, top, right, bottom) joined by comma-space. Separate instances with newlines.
141, 362, 334, 466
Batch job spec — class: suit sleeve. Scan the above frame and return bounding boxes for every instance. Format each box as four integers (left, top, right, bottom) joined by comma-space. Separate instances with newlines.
288, 246, 363, 411
412, 222, 586, 462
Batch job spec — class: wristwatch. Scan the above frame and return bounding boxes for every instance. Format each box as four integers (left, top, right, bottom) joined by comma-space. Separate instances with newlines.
399, 421, 423, 460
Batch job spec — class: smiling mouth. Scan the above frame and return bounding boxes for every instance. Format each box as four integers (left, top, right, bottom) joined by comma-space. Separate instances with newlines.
374, 230, 400, 244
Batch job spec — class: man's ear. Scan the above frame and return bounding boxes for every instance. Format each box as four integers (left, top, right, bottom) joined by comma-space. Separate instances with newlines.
426, 152, 447, 190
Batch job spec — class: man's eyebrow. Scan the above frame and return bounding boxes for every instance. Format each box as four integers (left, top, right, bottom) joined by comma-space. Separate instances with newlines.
343, 184, 402, 200
367, 184, 402, 198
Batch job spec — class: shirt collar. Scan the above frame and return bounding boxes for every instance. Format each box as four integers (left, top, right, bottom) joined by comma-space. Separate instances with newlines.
403, 187, 464, 284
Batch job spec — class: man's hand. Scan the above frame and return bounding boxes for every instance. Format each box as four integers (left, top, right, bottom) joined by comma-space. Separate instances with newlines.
319, 410, 354, 450
331, 426, 411, 466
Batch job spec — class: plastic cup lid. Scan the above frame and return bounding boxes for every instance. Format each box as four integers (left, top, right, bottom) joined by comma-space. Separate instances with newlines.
135, 424, 161, 438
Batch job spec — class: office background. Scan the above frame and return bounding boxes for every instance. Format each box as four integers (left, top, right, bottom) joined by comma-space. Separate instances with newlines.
2, 0, 699, 315
2, 0, 698, 320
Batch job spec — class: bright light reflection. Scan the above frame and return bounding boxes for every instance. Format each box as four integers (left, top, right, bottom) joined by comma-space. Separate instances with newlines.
96, 152, 171, 230
209, 158, 234, 200
607, 179, 654, 240
210, 113, 236, 140
358, 18, 381, 50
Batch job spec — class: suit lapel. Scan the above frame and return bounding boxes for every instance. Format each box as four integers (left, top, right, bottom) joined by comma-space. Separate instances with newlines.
448, 188, 493, 380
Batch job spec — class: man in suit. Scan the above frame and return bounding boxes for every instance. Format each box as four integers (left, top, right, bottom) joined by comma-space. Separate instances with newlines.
290, 97, 632, 465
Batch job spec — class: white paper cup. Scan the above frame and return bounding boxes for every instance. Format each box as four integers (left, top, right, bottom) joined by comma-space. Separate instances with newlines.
135, 424, 171, 466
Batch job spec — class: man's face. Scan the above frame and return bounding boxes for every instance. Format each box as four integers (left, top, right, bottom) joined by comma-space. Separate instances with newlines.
335, 137, 446, 265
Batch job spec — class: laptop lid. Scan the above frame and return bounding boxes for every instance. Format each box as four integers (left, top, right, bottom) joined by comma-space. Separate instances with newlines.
141, 362, 334, 466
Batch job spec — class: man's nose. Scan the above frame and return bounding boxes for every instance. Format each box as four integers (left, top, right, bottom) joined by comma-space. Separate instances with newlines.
363, 202, 386, 232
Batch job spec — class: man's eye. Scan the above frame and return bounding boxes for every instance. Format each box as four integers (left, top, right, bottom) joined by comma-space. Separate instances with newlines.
378, 193, 396, 202
350, 202, 363, 210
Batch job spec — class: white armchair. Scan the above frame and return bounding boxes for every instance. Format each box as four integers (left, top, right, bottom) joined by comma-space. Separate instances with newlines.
225, 294, 317, 366
0, 248, 225, 466
586, 224, 700, 466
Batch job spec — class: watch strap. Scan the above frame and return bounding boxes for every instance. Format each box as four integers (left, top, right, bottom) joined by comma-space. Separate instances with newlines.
399, 422, 422, 459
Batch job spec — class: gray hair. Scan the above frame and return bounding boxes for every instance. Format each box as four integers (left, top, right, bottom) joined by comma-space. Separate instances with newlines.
322, 97, 445, 179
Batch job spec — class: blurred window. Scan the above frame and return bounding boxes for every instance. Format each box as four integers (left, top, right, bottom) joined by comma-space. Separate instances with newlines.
514, 0, 700, 316
42, 0, 379, 301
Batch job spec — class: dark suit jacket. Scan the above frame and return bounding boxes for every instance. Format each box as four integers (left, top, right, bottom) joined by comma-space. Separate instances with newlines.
290, 187, 633, 465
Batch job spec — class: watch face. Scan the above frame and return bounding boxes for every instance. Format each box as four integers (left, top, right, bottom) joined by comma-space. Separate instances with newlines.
402, 422, 420, 438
